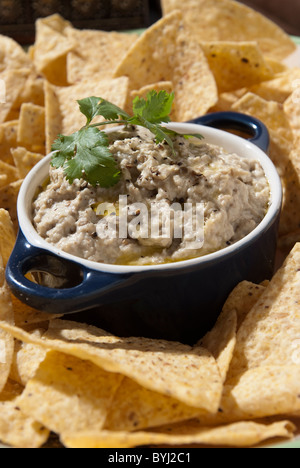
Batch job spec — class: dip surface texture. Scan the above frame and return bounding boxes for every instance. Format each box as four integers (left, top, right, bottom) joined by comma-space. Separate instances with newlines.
33, 128, 270, 265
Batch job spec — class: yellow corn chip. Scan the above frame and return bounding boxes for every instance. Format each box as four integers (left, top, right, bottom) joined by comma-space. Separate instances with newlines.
0, 121, 19, 165
11, 148, 44, 179
229, 243, 300, 377
284, 90, 300, 142
0, 319, 223, 410
0, 35, 32, 72
66, 28, 138, 84
10, 332, 47, 387
0, 379, 49, 448
36, 13, 72, 33
198, 309, 237, 382
228, 366, 300, 418
0, 69, 28, 124
222, 281, 267, 329
44, 81, 62, 154
33, 19, 75, 86
0, 399, 49, 448
200, 41, 273, 93
232, 92, 294, 144
0, 161, 19, 185
250, 68, 300, 104
0, 179, 23, 231
114, 11, 218, 121
17, 350, 123, 434
0, 176, 7, 189
279, 148, 300, 236
17, 103, 45, 149
13, 71, 45, 109
104, 376, 205, 432
266, 59, 288, 75
105, 307, 237, 432
10, 294, 62, 329
0, 209, 15, 267
0, 255, 14, 394
161, 0, 296, 60
209, 88, 247, 113
61, 419, 295, 448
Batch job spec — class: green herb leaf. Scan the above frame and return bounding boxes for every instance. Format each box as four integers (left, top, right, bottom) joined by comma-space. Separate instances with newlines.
77, 97, 101, 125
96, 99, 131, 121
51, 127, 120, 187
51, 90, 203, 188
132, 90, 174, 124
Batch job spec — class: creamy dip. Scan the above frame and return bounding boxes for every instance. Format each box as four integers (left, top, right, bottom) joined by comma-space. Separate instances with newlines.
33, 127, 270, 266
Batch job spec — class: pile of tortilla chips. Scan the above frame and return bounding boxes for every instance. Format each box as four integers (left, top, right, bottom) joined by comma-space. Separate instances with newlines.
0, 0, 300, 448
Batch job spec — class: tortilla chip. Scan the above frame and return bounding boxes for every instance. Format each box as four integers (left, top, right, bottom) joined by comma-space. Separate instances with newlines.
0, 176, 7, 189
33, 19, 75, 85
10, 294, 62, 329
9, 332, 47, 387
114, 11, 218, 121
44, 81, 62, 154
0, 379, 48, 448
61, 419, 295, 448
66, 28, 138, 84
17, 103, 45, 149
104, 376, 207, 432
200, 41, 273, 93
0, 255, 14, 394
228, 243, 300, 377
209, 88, 247, 113
232, 92, 294, 144
0, 69, 28, 124
222, 281, 267, 329
284, 90, 300, 142
0, 179, 23, 231
0, 121, 19, 165
0, 161, 19, 185
0, 399, 49, 448
13, 71, 45, 109
104, 309, 235, 432
197, 309, 237, 382
0, 209, 15, 267
250, 68, 300, 104
228, 366, 300, 418
36, 13, 72, 34
11, 148, 44, 179
0, 379, 23, 401
45, 76, 129, 149
266, 59, 288, 75
279, 147, 300, 236
0, 319, 223, 410
0, 35, 32, 72
41, 55, 70, 88
4, 109, 20, 122
161, 0, 296, 60
17, 350, 123, 434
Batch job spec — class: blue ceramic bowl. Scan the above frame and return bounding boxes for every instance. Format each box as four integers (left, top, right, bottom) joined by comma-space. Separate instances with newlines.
6, 112, 282, 344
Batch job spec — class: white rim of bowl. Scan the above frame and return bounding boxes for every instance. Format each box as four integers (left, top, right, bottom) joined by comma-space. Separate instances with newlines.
17, 123, 282, 274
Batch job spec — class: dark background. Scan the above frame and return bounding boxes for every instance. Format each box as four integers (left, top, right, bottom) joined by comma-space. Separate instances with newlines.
0, 0, 299, 44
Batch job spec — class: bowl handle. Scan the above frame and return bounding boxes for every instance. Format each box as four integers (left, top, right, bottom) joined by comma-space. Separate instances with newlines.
5, 230, 132, 315
188, 111, 270, 153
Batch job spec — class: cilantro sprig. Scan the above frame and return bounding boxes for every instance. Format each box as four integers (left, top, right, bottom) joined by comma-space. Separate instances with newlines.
51, 90, 203, 188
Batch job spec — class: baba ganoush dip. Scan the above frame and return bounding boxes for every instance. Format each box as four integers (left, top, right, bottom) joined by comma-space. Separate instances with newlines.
33, 127, 270, 266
